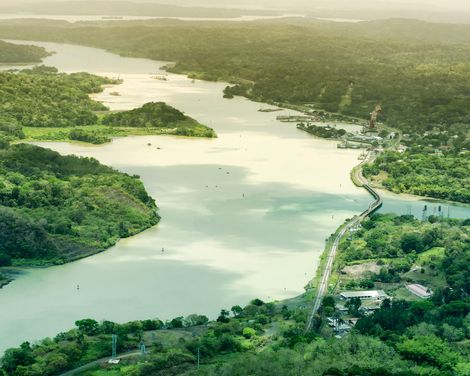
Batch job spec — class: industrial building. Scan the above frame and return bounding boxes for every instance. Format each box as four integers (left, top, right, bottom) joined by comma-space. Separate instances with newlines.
340, 290, 389, 301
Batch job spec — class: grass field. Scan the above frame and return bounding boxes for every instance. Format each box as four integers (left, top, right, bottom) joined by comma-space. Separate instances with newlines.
22, 122, 216, 144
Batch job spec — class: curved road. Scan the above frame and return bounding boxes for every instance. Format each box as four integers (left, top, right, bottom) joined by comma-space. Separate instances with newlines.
305, 152, 383, 332
58, 351, 141, 376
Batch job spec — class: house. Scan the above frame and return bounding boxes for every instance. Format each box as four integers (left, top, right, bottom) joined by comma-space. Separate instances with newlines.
340, 290, 389, 301
406, 284, 432, 299
327, 317, 352, 334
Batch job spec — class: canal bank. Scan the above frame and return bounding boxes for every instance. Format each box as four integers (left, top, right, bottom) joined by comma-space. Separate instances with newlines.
0, 40, 469, 354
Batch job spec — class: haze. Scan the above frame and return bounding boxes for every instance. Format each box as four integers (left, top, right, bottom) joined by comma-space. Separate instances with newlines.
3, 0, 470, 23
5, 0, 470, 11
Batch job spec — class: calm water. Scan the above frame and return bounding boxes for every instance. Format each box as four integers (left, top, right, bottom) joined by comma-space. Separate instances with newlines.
0, 41, 468, 353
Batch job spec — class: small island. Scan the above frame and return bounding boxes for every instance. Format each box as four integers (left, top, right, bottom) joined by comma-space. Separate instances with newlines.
101, 101, 216, 138
0, 65, 216, 145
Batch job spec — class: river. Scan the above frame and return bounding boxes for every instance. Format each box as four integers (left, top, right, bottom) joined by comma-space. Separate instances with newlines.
0, 41, 468, 353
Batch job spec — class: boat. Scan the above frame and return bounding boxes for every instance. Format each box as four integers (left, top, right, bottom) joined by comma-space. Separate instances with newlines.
151, 75, 168, 81
258, 108, 283, 113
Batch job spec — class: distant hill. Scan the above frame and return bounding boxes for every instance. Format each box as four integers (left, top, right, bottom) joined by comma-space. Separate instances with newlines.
0, 40, 49, 63
0, 1, 279, 18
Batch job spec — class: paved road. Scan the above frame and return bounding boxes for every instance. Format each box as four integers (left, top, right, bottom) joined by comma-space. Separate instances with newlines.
59, 351, 141, 376
305, 152, 382, 332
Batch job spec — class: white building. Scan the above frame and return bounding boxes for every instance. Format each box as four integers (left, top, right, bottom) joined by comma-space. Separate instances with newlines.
340, 290, 389, 301
406, 284, 432, 299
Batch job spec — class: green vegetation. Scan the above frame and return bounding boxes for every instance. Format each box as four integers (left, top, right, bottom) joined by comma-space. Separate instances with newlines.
365, 151, 470, 203
2, 216, 469, 375
1, 19, 470, 376
0, 66, 215, 143
0, 65, 113, 129
102, 102, 216, 138
1, 18, 469, 199
68, 129, 111, 145
0, 40, 49, 63
297, 123, 347, 139
3, 19, 470, 132
336, 213, 469, 294
0, 143, 159, 267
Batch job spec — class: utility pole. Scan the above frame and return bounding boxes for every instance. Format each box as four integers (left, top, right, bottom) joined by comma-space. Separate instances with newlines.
111, 334, 117, 359
197, 347, 200, 370
422, 205, 428, 221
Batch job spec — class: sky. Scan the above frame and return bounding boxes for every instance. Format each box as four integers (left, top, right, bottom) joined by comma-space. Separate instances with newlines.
6, 0, 470, 9
4, 0, 470, 21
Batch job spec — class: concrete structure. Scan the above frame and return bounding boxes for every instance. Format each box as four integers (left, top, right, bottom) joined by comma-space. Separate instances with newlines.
406, 284, 432, 299
340, 290, 389, 301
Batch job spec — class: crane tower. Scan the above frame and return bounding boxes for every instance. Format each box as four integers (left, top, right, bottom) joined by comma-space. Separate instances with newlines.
366, 104, 382, 132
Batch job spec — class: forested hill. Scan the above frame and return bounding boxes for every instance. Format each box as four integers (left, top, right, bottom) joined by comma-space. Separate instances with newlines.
0, 40, 49, 63
0, 143, 159, 267
0, 65, 114, 129
3, 19, 467, 202
2, 214, 469, 375
1, 19, 470, 132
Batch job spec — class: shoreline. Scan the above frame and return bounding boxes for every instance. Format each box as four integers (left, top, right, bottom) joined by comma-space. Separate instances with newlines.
1, 40, 469, 355
0, 210, 160, 289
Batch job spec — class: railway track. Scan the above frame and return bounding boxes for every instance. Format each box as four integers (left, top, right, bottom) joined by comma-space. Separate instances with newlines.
305, 153, 382, 332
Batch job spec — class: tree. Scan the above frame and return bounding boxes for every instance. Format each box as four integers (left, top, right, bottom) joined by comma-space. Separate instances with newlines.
242, 327, 256, 339
217, 309, 230, 323
168, 317, 184, 328
0, 253, 12, 266
401, 232, 424, 253
231, 305, 243, 317
75, 319, 99, 336
346, 297, 362, 316
322, 296, 335, 309
1, 342, 34, 374
142, 319, 164, 330
184, 314, 208, 327
250, 298, 265, 307
397, 335, 462, 370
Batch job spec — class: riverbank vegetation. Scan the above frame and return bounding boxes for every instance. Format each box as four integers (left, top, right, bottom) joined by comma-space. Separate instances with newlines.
0, 65, 215, 143
2, 215, 469, 375
0, 65, 113, 130
3, 19, 470, 132
336, 213, 469, 295
297, 123, 347, 139
102, 102, 216, 138
0, 188, 455, 367
0, 40, 49, 63
1, 18, 469, 200
364, 150, 470, 203
2, 146, 459, 368
364, 122, 470, 203
0, 143, 159, 268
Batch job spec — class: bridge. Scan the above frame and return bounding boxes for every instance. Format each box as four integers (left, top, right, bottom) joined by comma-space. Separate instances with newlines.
305, 152, 383, 332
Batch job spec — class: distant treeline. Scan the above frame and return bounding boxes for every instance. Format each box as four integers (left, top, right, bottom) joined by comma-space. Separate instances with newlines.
0, 40, 49, 63
2, 19, 470, 133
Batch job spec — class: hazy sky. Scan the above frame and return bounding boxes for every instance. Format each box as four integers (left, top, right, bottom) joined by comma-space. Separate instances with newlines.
7, 0, 470, 8
5, 0, 470, 15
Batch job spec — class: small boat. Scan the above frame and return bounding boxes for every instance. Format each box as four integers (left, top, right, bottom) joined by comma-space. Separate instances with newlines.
258, 108, 283, 113
151, 75, 168, 81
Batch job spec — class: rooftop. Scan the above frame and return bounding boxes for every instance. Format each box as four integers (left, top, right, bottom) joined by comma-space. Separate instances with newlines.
406, 284, 432, 298
340, 290, 388, 300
